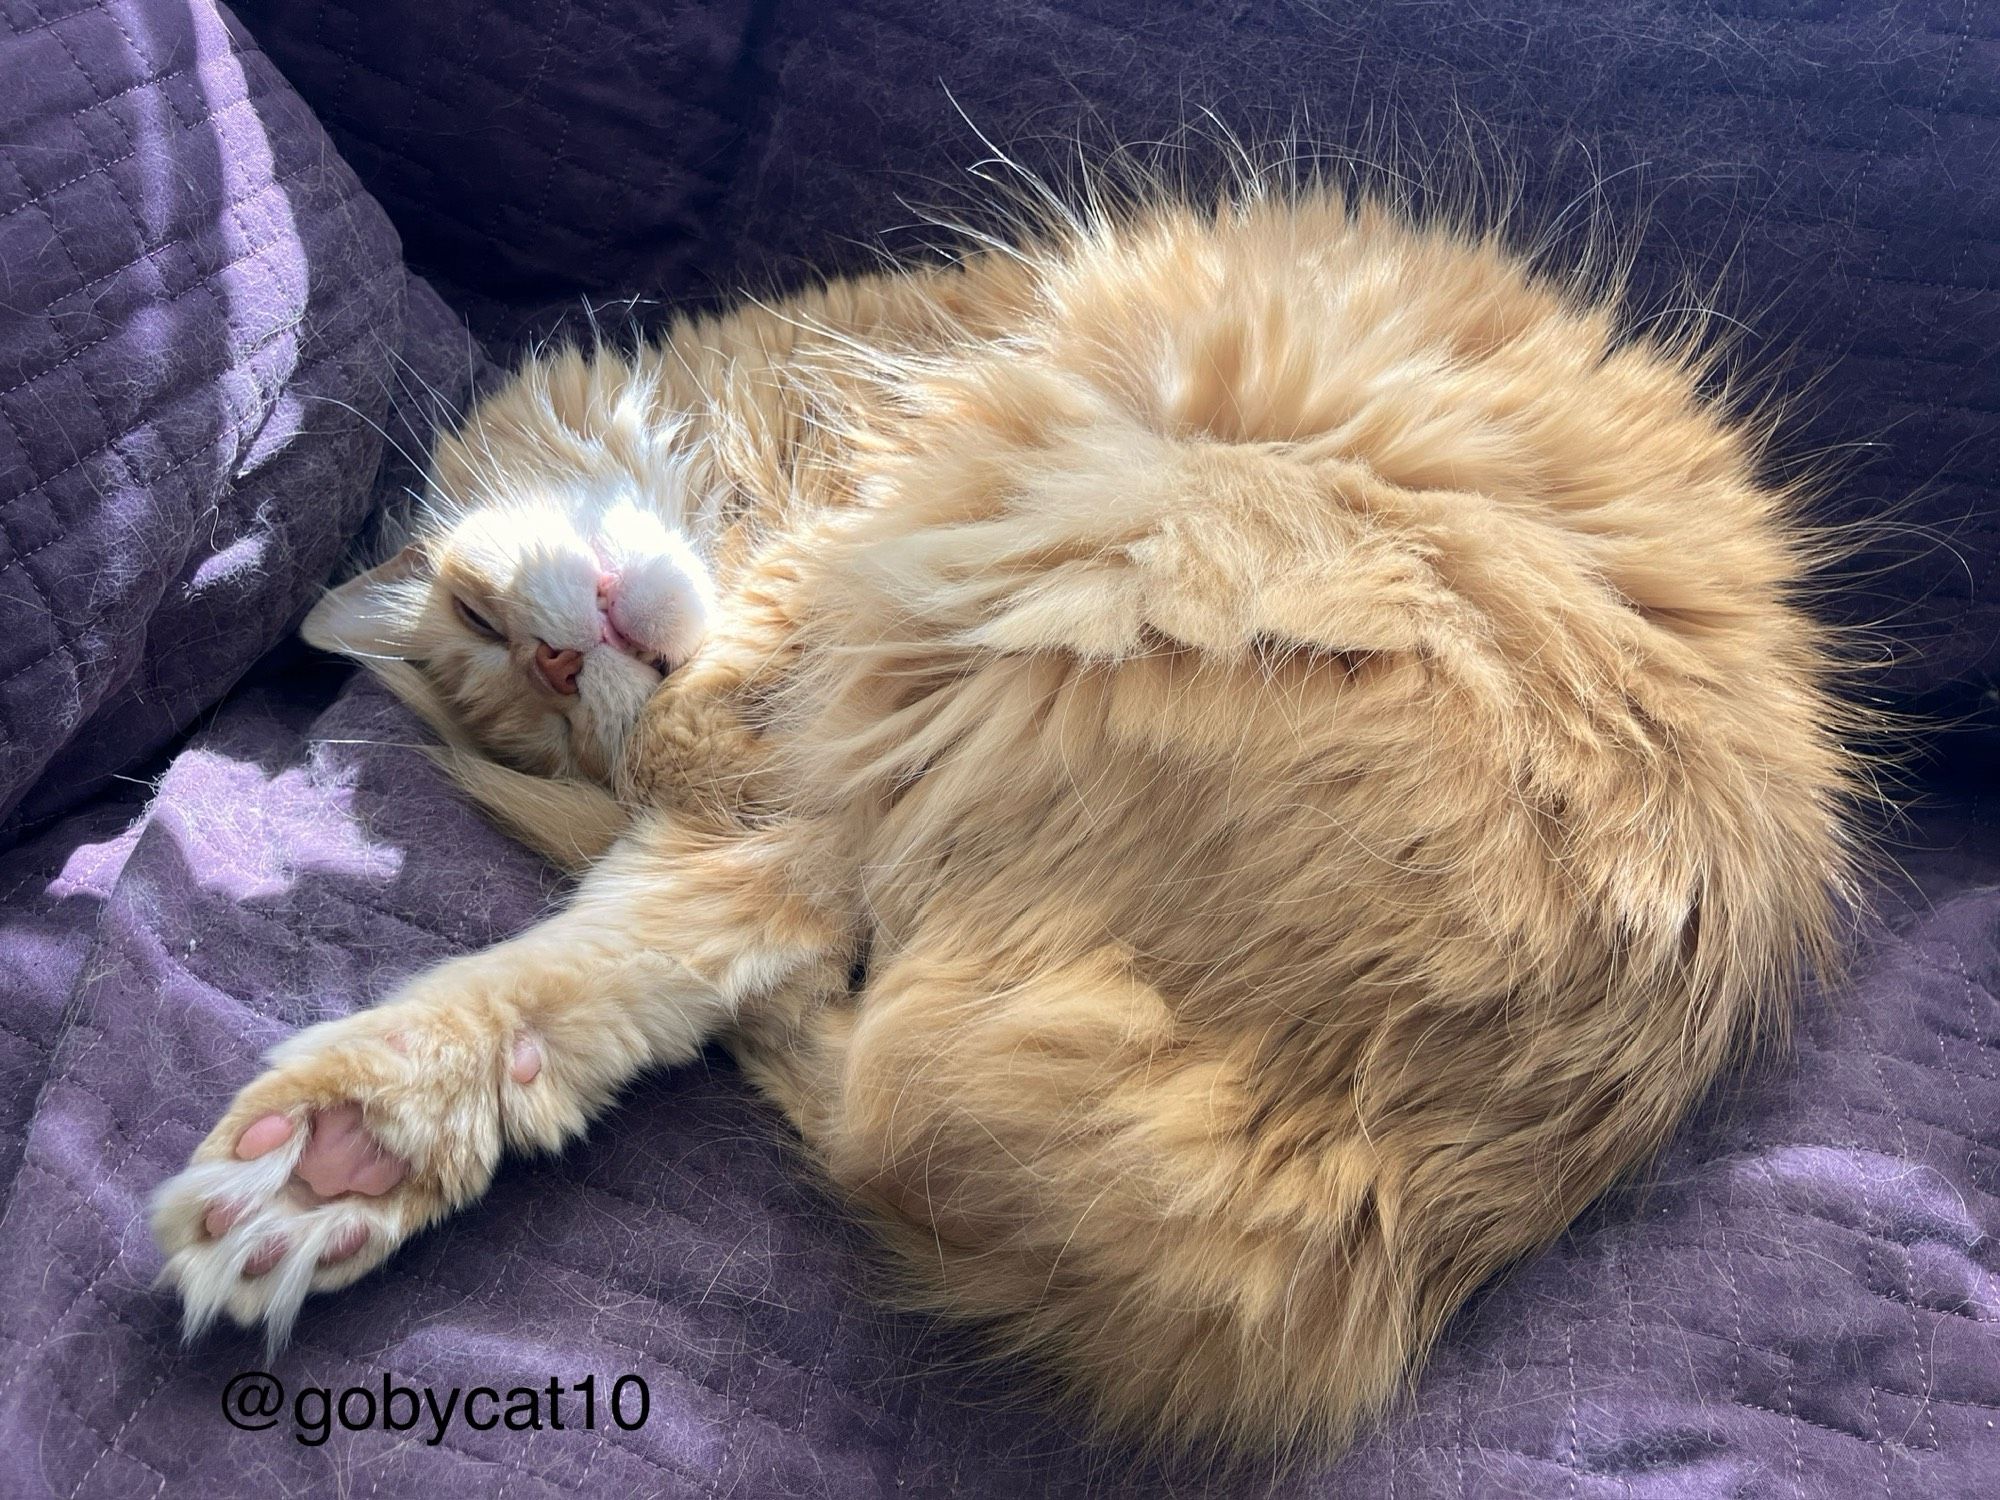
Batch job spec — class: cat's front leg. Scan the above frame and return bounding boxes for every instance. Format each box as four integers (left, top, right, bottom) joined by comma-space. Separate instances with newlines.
151, 816, 849, 1347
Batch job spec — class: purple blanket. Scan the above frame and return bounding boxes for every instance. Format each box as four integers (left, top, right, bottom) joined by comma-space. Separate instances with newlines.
3, 1, 1997, 1495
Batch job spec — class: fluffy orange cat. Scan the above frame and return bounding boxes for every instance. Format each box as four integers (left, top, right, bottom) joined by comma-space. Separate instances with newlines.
151, 184, 1863, 1455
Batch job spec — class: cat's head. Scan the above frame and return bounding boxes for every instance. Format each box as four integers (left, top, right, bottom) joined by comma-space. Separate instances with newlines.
303, 350, 717, 782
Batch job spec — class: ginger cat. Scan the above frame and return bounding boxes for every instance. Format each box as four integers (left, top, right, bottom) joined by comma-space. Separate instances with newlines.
152, 185, 1862, 1455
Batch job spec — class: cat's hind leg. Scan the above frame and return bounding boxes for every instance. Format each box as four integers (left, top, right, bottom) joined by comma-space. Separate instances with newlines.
150, 815, 849, 1348
741, 935, 1420, 1454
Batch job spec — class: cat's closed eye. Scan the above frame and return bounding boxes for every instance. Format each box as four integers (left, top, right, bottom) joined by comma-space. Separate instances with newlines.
453, 595, 504, 641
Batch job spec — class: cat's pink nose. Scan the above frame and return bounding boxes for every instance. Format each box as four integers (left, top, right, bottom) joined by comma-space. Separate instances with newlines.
533, 641, 583, 696
595, 571, 619, 605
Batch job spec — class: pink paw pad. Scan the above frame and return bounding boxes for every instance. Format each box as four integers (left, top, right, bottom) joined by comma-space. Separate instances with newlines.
509, 1033, 543, 1085
320, 1222, 371, 1266
294, 1103, 407, 1199
243, 1236, 288, 1277
235, 1113, 295, 1161
204, 1104, 410, 1249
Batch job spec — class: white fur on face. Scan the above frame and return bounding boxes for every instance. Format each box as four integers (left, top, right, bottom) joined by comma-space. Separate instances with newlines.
592, 499, 715, 669
304, 439, 718, 783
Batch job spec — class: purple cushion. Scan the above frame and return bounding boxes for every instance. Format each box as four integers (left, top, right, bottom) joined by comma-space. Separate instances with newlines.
0, 0, 455, 836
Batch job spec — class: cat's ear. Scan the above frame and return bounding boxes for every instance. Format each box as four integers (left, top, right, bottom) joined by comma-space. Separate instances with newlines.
301, 542, 432, 659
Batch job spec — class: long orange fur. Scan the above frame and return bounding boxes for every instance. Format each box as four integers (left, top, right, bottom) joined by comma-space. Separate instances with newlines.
153, 182, 1866, 1458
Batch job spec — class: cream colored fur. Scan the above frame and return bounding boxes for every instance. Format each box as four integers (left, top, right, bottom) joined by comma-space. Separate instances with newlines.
153, 186, 1864, 1456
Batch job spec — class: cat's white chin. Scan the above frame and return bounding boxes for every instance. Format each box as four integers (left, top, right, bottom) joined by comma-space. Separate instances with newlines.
567, 643, 665, 780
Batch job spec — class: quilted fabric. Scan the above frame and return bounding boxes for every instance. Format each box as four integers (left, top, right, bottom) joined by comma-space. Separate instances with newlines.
230, 0, 2000, 707
1, 1, 1998, 1497
0, 0, 469, 837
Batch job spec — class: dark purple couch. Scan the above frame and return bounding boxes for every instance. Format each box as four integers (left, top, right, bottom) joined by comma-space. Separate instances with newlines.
2, 2, 1996, 1495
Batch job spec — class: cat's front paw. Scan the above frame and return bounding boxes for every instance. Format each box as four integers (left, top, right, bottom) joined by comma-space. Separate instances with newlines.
150, 1002, 545, 1349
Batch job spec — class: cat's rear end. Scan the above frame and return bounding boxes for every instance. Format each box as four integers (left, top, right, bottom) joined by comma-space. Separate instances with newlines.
705, 196, 1859, 1451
